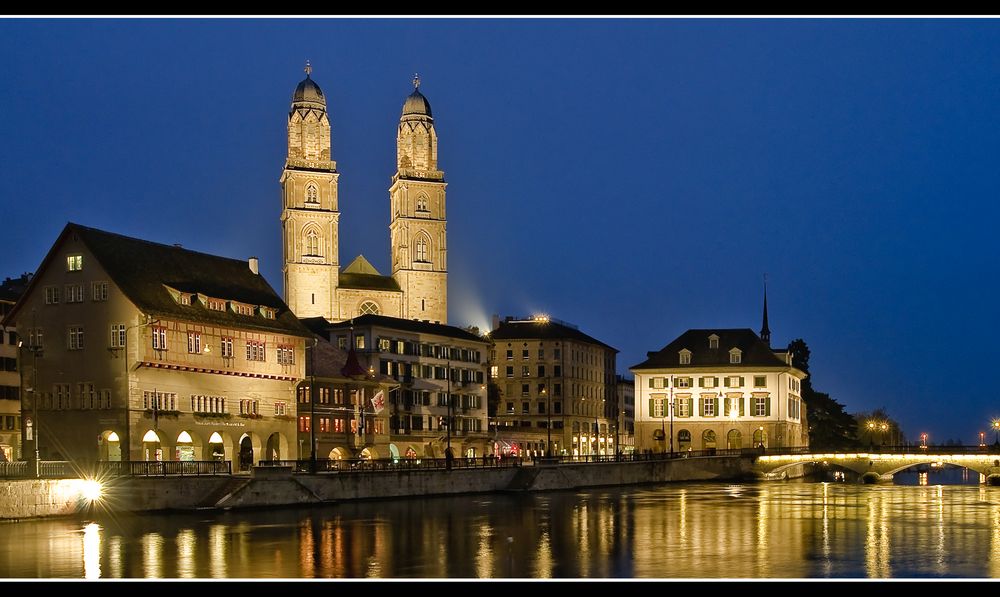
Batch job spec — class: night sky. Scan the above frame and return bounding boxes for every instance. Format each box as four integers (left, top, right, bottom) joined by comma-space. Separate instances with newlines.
2, 19, 998, 444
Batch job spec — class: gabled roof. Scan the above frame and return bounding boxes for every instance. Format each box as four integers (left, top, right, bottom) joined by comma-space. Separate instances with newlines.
338, 256, 401, 292
325, 314, 485, 343
5, 223, 311, 337
489, 319, 617, 352
631, 328, 787, 370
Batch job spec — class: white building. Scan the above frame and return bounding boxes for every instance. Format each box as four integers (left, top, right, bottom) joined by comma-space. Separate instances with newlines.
631, 317, 808, 453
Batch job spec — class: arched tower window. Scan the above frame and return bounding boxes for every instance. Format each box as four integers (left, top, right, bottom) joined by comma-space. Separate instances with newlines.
305, 184, 319, 204
416, 195, 428, 212
415, 236, 429, 263
305, 230, 320, 256
359, 301, 380, 315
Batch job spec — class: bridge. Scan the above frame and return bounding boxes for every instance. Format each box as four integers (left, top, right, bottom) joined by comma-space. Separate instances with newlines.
755, 446, 1000, 483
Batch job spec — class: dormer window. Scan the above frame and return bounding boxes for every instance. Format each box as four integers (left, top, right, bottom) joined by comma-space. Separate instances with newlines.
709, 334, 719, 349
679, 349, 692, 365
206, 298, 226, 312
179, 294, 191, 306
730, 348, 742, 364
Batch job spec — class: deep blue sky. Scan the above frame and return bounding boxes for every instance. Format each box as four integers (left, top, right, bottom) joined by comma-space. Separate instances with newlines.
2, 19, 998, 444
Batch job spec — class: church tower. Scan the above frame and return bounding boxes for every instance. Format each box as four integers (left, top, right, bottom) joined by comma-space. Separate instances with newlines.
390, 75, 448, 324
281, 62, 340, 320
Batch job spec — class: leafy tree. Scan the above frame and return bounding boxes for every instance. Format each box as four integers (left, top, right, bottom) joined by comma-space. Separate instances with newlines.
788, 339, 859, 450
854, 407, 907, 447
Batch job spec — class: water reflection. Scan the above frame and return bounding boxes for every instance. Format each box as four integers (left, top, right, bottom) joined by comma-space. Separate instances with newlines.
4, 482, 1000, 578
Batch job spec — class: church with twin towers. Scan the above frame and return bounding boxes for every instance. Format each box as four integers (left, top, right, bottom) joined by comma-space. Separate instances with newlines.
281, 64, 448, 324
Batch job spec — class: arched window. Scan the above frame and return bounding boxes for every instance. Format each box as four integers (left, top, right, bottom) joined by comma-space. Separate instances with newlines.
359, 301, 380, 315
305, 230, 320, 256
305, 184, 319, 204
753, 428, 768, 449
702, 429, 717, 449
727, 429, 742, 450
677, 429, 692, 451
416, 195, 428, 212
415, 236, 428, 262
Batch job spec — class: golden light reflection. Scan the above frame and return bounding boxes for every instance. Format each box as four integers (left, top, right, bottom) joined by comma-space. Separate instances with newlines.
177, 529, 196, 578
209, 524, 228, 579
755, 485, 770, 577
108, 535, 123, 579
533, 530, 553, 579
83, 522, 101, 580
141, 532, 163, 578
475, 523, 494, 578
991, 505, 1000, 578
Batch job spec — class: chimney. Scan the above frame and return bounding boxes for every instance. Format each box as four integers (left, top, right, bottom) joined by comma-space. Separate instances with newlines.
249, 256, 259, 275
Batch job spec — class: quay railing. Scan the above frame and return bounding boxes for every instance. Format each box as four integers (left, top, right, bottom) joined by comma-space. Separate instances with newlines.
257, 456, 523, 474
0, 460, 232, 479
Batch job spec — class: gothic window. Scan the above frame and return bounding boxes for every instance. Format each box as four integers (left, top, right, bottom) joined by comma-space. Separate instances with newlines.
416, 195, 428, 212
305, 184, 319, 204
305, 230, 320, 256
359, 301, 380, 316
415, 236, 428, 263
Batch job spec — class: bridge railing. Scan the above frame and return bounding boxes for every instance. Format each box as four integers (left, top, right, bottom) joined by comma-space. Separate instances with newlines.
256, 457, 524, 473
760, 445, 1000, 457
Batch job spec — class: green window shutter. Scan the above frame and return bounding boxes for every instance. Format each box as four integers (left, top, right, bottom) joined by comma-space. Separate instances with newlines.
739, 376, 745, 386
723, 377, 730, 388
723, 396, 730, 416
699, 377, 705, 388
649, 378, 654, 388
713, 377, 719, 388
739, 397, 745, 417
714, 396, 720, 417
649, 398, 655, 417
765, 397, 771, 417
664, 377, 669, 388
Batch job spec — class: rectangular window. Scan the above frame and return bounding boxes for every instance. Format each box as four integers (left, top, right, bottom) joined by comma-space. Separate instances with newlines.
319, 417, 330, 433
66, 255, 83, 271
221, 337, 234, 358
727, 376, 742, 388
337, 335, 347, 349
277, 345, 295, 365
730, 352, 741, 364
755, 396, 768, 417
378, 337, 390, 351
702, 377, 716, 389
677, 396, 692, 417
522, 349, 529, 359
651, 395, 665, 417
152, 326, 167, 350
246, 341, 266, 362
187, 332, 201, 354
109, 324, 126, 348
754, 376, 766, 388
274, 401, 287, 416
92, 281, 108, 301
44, 286, 60, 305
68, 326, 84, 350
538, 365, 546, 377
318, 388, 329, 404
506, 349, 513, 360
522, 366, 530, 377
538, 348, 545, 359
240, 399, 260, 416
521, 401, 529, 414
679, 352, 691, 365
61, 284, 82, 303
537, 402, 546, 414
651, 377, 665, 389
298, 386, 310, 403
356, 335, 365, 350
505, 366, 514, 378
676, 377, 691, 389
554, 383, 561, 396
298, 416, 310, 433
521, 383, 529, 397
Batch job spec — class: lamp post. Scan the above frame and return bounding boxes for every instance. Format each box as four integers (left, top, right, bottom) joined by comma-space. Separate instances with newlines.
992, 420, 1000, 446
920, 433, 928, 449
19, 338, 41, 477
880, 422, 889, 447
867, 420, 876, 448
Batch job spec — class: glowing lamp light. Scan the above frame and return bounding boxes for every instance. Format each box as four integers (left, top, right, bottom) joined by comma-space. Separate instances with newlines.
533, 314, 550, 323
80, 479, 103, 503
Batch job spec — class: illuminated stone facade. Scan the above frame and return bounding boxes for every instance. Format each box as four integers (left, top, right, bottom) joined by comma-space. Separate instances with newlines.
3, 224, 311, 467
282, 68, 448, 324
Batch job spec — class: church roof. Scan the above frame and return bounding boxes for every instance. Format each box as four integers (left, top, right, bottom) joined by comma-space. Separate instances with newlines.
402, 89, 432, 119
292, 74, 325, 108
339, 255, 401, 292
3, 223, 312, 337
630, 328, 788, 371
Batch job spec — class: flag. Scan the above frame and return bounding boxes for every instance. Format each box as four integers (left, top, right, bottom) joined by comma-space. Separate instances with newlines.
371, 390, 386, 414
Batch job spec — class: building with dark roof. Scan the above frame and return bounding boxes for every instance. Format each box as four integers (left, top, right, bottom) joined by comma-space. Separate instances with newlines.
0, 273, 31, 461
487, 316, 619, 458
281, 66, 449, 325
308, 314, 490, 459
630, 300, 808, 453
2, 223, 312, 467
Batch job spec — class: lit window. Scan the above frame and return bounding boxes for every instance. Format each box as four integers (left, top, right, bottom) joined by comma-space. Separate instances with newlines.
679, 350, 691, 365
152, 327, 167, 350
66, 255, 83, 271
755, 396, 768, 417
187, 332, 202, 354
702, 396, 716, 417
415, 236, 428, 262
709, 334, 719, 349
306, 230, 320, 256
730, 349, 742, 364
221, 337, 234, 358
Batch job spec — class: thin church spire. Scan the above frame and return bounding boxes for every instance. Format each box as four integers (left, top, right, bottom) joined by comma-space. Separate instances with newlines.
760, 274, 771, 347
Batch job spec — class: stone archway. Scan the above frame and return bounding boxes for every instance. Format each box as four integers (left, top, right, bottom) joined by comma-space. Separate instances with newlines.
677, 429, 692, 451
142, 429, 163, 462
328, 447, 351, 460
702, 430, 717, 450
359, 447, 376, 460
265, 432, 288, 462
237, 433, 261, 471
207, 431, 229, 462
175, 430, 202, 461
727, 429, 742, 450
99, 430, 122, 462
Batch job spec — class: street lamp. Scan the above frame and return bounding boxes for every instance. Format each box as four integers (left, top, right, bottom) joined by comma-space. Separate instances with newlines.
920, 433, 928, 449
880, 422, 889, 447
992, 419, 1000, 446
18, 338, 41, 477
867, 420, 876, 448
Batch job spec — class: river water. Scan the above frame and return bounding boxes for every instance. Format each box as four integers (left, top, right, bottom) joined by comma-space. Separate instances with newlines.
1, 475, 997, 578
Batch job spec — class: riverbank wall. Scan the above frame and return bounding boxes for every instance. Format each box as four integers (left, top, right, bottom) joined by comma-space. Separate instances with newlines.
0, 455, 755, 519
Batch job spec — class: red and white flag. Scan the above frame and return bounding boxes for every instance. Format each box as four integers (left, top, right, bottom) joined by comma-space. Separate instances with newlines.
371, 390, 386, 414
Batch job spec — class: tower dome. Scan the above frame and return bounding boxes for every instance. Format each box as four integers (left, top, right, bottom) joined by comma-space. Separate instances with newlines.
401, 74, 433, 120
292, 61, 325, 110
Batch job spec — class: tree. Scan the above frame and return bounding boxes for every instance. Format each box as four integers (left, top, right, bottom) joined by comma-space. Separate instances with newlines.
854, 407, 907, 447
788, 339, 859, 451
